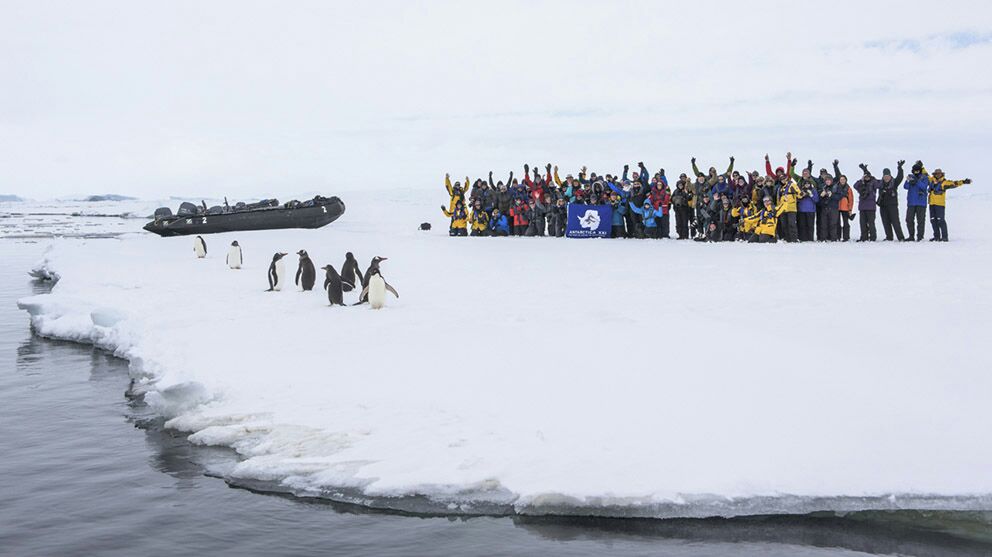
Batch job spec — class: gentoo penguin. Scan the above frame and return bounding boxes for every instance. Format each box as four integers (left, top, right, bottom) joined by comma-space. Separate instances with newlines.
193, 236, 207, 258
341, 252, 362, 293
226, 241, 242, 269
321, 264, 352, 306
356, 256, 387, 304
361, 268, 399, 309
295, 250, 316, 291
266, 252, 287, 291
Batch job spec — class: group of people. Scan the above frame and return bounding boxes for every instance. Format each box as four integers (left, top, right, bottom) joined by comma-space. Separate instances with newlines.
441, 155, 973, 243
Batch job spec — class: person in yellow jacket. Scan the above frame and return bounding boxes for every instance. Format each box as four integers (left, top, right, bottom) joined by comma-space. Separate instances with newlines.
776, 179, 800, 242
444, 173, 470, 213
924, 166, 972, 242
734, 197, 759, 238
468, 200, 489, 237
440, 200, 468, 236
746, 196, 787, 243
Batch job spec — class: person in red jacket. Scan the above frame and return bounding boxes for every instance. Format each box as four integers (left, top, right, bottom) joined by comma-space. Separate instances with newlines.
522, 164, 552, 202
508, 198, 529, 236
646, 181, 672, 238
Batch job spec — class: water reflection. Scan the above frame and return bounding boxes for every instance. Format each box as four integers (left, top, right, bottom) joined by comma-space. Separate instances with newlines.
512, 513, 992, 557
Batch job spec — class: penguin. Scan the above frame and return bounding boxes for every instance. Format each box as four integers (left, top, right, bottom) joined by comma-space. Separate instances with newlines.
360, 268, 399, 309
356, 256, 387, 304
341, 252, 363, 293
266, 252, 287, 291
193, 236, 207, 258
295, 250, 316, 291
321, 264, 352, 306
226, 240, 242, 269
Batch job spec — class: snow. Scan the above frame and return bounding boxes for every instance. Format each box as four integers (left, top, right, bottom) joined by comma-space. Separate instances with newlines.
16, 188, 992, 518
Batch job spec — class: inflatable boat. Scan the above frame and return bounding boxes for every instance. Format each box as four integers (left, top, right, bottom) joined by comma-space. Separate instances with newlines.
144, 196, 345, 237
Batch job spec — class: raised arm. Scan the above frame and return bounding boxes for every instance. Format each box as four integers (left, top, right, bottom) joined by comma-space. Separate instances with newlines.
553, 166, 562, 186
893, 161, 905, 188
692, 158, 704, 178
445, 173, 453, 196
833, 160, 842, 181
765, 155, 775, 178
724, 156, 735, 177
488, 171, 495, 188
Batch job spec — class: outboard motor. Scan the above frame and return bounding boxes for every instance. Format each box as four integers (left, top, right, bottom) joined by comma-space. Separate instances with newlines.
153, 207, 173, 219
177, 202, 199, 216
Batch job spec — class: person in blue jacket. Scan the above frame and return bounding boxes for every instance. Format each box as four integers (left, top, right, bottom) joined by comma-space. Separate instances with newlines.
710, 175, 731, 199
903, 160, 930, 241
628, 199, 664, 239
608, 191, 628, 238
489, 209, 509, 237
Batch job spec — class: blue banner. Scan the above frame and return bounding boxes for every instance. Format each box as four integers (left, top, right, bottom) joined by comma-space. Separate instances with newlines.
566, 204, 613, 238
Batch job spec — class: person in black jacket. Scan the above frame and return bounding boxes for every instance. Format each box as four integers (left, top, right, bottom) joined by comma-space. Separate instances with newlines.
876, 161, 906, 241
547, 197, 568, 237
693, 192, 715, 242
718, 196, 736, 241
524, 198, 548, 236
489, 171, 514, 233
817, 175, 841, 242
670, 177, 692, 240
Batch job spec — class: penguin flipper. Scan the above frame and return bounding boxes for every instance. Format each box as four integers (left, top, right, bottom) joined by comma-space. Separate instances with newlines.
360, 285, 369, 299
384, 282, 399, 298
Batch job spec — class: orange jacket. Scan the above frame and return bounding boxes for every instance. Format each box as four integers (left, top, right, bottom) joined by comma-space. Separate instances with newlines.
838, 184, 855, 212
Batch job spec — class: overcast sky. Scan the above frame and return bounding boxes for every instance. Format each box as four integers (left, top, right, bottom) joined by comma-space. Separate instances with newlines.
2, 1, 990, 198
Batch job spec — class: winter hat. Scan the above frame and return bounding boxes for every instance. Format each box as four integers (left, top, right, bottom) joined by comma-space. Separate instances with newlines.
883, 168, 892, 176
912, 162, 923, 173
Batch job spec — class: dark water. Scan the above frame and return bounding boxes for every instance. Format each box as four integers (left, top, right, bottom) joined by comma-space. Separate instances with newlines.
2, 239, 991, 557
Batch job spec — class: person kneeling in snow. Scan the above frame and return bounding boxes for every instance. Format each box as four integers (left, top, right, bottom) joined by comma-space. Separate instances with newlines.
441, 201, 468, 236
489, 209, 510, 237
469, 200, 489, 237
747, 196, 786, 243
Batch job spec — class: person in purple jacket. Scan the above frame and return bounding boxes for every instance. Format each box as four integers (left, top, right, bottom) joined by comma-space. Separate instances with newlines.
854, 164, 879, 242
796, 177, 820, 242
